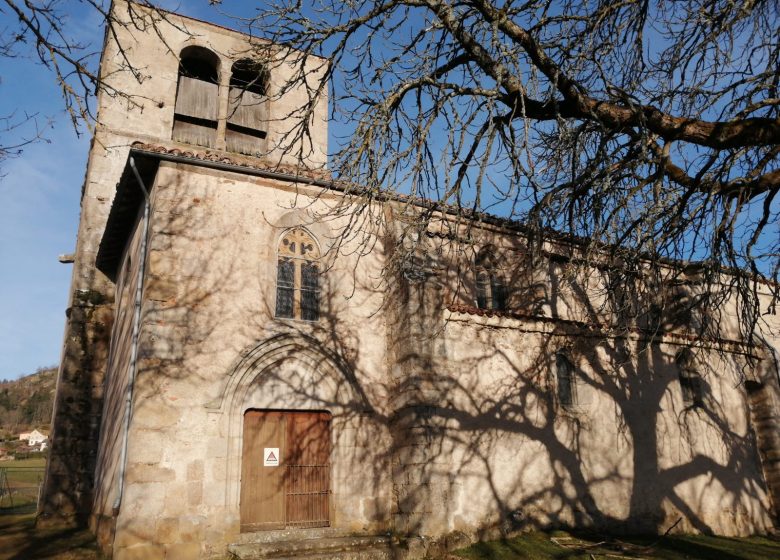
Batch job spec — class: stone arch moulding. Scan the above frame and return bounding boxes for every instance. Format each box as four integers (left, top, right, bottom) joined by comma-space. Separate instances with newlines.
206, 332, 371, 413
208, 332, 375, 511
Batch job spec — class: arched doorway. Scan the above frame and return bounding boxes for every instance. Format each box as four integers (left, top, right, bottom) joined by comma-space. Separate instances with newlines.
211, 333, 378, 534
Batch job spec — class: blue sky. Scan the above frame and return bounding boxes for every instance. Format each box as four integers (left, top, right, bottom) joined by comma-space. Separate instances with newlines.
0, 1, 237, 380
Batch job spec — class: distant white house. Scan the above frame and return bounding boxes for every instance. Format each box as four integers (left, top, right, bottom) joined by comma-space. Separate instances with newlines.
18, 429, 49, 446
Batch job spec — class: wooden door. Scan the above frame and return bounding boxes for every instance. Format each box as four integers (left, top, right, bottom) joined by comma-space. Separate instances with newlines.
240, 410, 331, 532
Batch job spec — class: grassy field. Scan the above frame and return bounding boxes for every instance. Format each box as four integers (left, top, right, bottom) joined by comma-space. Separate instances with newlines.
4, 457, 46, 469
4, 457, 46, 483
1, 457, 46, 509
453, 531, 780, 560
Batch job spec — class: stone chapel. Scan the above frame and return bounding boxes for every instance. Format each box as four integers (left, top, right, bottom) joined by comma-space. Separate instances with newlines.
39, 2, 780, 559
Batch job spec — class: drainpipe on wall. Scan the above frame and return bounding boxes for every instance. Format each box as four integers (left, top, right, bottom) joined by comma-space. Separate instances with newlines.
113, 157, 151, 515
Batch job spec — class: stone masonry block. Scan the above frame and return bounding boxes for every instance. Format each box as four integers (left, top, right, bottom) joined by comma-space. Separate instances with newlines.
113, 519, 156, 549
126, 464, 176, 484
187, 460, 204, 481
122, 482, 166, 517
163, 483, 190, 516
210, 458, 227, 481
188, 480, 203, 506
207, 437, 227, 458
114, 544, 165, 560
126, 432, 164, 463
165, 542, 200, 560
156, 517, 179, 544
131, 400, 181, 428
178, 515, 205, 541
203, 480, 226, 507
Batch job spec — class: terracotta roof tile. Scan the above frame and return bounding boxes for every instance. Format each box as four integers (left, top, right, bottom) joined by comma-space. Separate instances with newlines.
131, 142, 332, 182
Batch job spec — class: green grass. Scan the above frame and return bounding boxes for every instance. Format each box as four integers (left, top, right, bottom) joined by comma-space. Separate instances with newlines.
453, 531, 780, 560
2, 459, 46, 485
6, 470, 45, 485
1, 458, 46, 509
5, 457, 46, 469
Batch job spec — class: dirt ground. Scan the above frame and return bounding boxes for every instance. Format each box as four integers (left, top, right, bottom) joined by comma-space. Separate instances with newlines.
0, 509, 101, 560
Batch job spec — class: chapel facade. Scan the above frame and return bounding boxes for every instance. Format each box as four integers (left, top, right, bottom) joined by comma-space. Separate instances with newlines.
40, 2, 780, 559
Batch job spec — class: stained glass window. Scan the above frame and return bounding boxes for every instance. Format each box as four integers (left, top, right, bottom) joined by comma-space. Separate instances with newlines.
276, 228, 321, 321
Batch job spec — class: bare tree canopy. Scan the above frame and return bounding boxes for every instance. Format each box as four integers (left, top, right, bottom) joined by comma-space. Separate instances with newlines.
3, 0, 779, 326
246, 0, 780, 334
254, 1, 778, 261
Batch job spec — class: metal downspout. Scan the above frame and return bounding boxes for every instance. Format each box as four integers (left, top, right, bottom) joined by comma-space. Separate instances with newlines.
113, 157, 150, 514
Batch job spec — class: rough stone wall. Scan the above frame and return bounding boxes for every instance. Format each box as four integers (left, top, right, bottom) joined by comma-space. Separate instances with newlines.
101, 163, 393, 559
79, 163, 780, 558
382, 207, 454, 538
39, 290, 113, 524
433, 316, 776, 537
747, 340, 780, 525
42, 0, 329, 528
38, 138, 127, 524
89, 203, 147, 552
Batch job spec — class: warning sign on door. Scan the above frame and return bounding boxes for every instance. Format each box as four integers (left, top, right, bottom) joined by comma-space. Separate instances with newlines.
263, 448, 279, 467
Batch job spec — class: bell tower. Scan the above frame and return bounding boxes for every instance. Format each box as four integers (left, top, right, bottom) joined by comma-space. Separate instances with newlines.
39, 0, 328, 527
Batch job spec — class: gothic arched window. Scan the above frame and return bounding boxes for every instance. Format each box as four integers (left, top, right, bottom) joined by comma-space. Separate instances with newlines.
555, 352, 577, 407
275, 228, 320, 321
173, 46, 220, 148
227, 59, 269, 155
475, 247, 507, 311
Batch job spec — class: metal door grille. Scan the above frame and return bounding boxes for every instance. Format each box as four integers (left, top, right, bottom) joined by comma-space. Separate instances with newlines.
285, 464, 330, 527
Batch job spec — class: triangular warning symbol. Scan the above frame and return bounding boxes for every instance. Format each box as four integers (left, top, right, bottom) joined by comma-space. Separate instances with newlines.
267, 451, 277, 461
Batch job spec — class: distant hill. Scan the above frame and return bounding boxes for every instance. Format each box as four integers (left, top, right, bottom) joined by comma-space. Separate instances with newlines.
0, 366, 57, 440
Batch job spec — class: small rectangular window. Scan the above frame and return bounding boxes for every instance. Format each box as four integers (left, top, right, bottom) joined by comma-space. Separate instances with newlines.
556, 353, 577, 407
680, 373, 703, 406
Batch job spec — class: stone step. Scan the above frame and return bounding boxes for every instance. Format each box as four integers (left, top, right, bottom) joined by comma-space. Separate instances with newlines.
229, 535, 393, 559
236, 527, 353, 545
257, 548, 393, 560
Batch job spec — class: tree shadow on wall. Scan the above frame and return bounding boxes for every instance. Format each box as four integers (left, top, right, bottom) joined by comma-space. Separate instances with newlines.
82, 169, 775, 557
